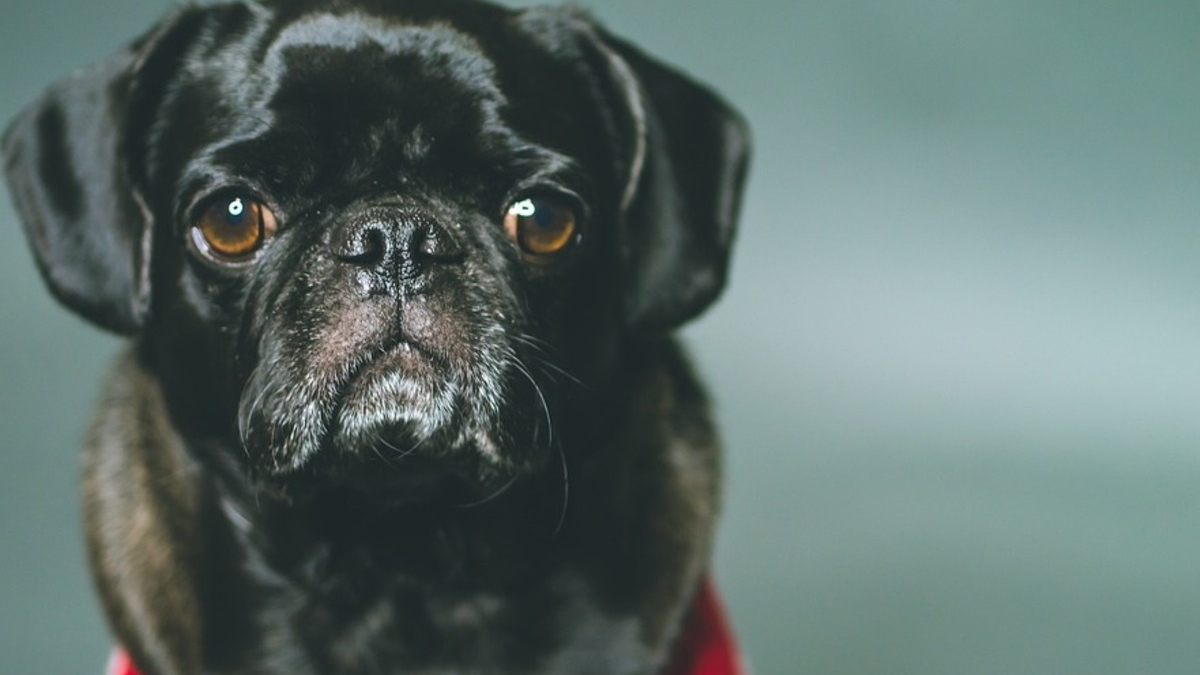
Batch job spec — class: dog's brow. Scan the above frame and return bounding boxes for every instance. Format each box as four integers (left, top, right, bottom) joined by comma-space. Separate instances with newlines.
263, 13, 503, 101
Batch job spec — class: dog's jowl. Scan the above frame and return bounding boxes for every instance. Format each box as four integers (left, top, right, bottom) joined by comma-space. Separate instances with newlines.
3, 1, 749, 673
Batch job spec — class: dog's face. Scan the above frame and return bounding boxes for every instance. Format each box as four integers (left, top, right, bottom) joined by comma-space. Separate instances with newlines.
4, 0, 748, 499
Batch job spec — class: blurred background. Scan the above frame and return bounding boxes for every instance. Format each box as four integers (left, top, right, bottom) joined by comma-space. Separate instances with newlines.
2, 0, 1198, 673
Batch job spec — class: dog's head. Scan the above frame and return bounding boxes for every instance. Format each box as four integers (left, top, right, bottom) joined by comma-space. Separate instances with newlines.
4, 0, 748, 499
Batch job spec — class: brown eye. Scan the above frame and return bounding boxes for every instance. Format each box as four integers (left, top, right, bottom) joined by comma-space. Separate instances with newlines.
504, 197, 579, 258
193, 195, 277, 261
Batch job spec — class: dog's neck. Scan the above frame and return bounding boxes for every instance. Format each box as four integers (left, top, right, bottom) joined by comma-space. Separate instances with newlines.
210, 460, 574, 592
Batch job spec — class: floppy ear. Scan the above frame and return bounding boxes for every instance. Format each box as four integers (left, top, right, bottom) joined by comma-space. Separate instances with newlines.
2, 8, 205, 335
589, 28, 751, 333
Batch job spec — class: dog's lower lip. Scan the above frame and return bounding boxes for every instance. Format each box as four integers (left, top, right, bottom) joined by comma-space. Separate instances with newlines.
345, 340, 433, 393
329, 337, 444, 435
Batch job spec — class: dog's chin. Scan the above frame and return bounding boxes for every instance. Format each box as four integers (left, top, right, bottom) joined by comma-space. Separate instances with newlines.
247, 424, 537, 507
251, 453, 514, 509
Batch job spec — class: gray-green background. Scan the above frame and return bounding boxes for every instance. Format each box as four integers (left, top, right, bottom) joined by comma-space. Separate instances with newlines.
2, 1, 1198, 673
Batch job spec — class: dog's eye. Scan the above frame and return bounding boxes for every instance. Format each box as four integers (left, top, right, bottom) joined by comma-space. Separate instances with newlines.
193, 195, 277, 262
504, 197, 578, 258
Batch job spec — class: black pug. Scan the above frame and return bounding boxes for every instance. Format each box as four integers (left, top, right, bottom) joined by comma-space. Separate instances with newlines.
3, 0, 749, 673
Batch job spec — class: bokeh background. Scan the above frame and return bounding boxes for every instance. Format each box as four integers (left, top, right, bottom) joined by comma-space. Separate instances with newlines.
2, 0, 1198, 672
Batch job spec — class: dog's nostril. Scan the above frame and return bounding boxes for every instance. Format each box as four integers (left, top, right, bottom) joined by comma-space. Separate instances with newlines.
334, 222, 388, 265
416, 222, 463, 262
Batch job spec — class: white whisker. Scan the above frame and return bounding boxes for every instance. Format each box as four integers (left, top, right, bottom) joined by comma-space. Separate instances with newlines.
553, 439, 570, 537
455, 472, 520, 508
512, 354, 553, 453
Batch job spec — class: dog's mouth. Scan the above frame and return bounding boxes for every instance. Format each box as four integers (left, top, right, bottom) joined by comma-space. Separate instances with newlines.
237, 320, 543, 497
328, 338, 458, 455
337, 339, 445, 425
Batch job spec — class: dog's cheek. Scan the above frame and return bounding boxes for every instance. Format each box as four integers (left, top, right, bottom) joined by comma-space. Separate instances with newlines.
525, 241, 625, 387
235, 254, 374, 472
143, 247, 254, 440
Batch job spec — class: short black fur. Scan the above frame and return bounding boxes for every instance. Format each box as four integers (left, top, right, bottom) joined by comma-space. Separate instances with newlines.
3, 1, 749, 674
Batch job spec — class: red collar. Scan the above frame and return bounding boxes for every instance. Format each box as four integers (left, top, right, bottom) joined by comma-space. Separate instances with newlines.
107, 575, 745, 675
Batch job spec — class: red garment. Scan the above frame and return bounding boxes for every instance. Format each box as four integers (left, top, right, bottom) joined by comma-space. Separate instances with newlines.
107, 576, 745, 675
663, 576, 747, 675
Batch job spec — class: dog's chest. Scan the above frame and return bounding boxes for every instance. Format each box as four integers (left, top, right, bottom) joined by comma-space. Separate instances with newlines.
205, 504, 652, 675
229, 569, 649, 675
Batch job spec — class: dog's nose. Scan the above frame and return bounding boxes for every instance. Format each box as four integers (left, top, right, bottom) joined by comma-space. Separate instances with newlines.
331, 210, 463, 282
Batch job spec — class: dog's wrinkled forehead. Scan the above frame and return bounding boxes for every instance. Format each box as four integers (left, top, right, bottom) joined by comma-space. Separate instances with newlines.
168, 10, 563, 205
261, 14, 504, 123
266, 13, 499, 86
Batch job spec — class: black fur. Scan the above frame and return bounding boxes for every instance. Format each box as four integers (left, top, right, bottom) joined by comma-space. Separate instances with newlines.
3, 1, 749, 674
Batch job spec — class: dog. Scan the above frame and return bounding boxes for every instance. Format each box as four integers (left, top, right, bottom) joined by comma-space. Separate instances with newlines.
3, 0, 749, 673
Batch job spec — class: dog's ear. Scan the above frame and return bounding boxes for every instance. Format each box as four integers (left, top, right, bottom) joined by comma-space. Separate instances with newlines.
586, 25, 751, 333
2, 8, 207, 334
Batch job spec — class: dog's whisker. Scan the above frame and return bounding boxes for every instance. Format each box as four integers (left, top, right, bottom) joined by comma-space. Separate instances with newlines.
454, 472, 520, 509
552, 438, 570, 537
376, 435, 403, 454
368, 434, 398, 468
237, 364, 270, 457
535, 357, 585, 389
379, 433, 427, 460
509, 332, 547, 348
512, 333, 585, 388
512, 355, 553, 453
